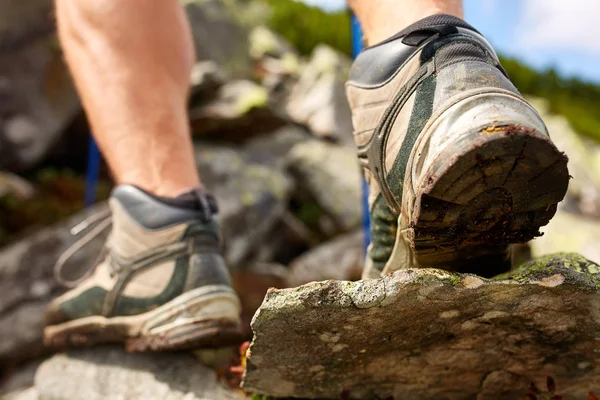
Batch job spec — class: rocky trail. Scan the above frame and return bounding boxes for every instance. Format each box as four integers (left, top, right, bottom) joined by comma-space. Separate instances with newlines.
2, 1, 600, 399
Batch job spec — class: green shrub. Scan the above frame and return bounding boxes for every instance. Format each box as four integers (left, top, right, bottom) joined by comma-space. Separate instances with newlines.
265, 0, 351, 56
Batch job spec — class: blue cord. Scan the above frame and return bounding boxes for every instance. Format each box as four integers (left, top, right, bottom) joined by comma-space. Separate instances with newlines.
351, 14, 364, 59
84, 136, 101, 206
351, 14, 371, 253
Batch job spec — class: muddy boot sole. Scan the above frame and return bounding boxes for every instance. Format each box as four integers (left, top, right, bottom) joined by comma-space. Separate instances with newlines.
44, 287, 244, 352
411, 123, 569, 273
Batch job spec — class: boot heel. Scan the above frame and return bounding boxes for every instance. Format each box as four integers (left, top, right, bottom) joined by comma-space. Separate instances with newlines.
408, 93, 569, 273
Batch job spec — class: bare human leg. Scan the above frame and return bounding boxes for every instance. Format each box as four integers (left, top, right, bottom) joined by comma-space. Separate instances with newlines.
348, 0, 464, 45
46, 0, 242, 351
55, 0, 200, 197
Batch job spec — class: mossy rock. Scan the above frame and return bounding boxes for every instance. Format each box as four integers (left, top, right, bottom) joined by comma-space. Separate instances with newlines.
243, 253, 600, 399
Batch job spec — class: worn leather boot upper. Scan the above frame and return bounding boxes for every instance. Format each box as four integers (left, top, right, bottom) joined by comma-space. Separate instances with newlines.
45, 185, 241, 350
347, 15, 568, 277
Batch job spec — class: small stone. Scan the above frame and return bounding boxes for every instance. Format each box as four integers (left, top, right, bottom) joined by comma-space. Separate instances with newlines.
461, 320, 479, 331
481, 311, 510, 320
332, 344, 348, 352
318, 332, 340, 343
578, 361, 592, 369
189, 80, 287, 138
249, 26, 296, 61
0, 172, 35, 199
189, 60, 225, 96
308, 365, 324, 373
463, 276, 484, 288
439, 310, 460, 319
537, 273, 566, 287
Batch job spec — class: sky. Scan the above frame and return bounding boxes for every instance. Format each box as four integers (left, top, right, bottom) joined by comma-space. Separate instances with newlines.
299, 0, 600, 83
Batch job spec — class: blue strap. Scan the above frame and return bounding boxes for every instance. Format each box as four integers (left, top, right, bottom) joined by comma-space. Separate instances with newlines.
351, 13, 371, 253
84, 136, 101, 206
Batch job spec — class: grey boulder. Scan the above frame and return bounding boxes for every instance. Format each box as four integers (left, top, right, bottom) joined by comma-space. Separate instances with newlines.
286, 45, 354, 146
34, 346, 244, 400
0, 25, 79, 171
287, 229, 364, 287
184, 0, 252, 79
190, 80, 287, 139
0, 204, 108, 364
286, 140, 362, 235
195, 140, 293, 268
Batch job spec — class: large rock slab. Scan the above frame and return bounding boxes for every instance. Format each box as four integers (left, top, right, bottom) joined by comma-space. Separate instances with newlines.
34, 346, 244, 400
243, 253, 600, 399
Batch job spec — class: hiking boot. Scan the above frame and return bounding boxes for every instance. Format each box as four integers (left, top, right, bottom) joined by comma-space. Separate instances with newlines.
44, 185, 242, 351
346, 15, 569, 278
